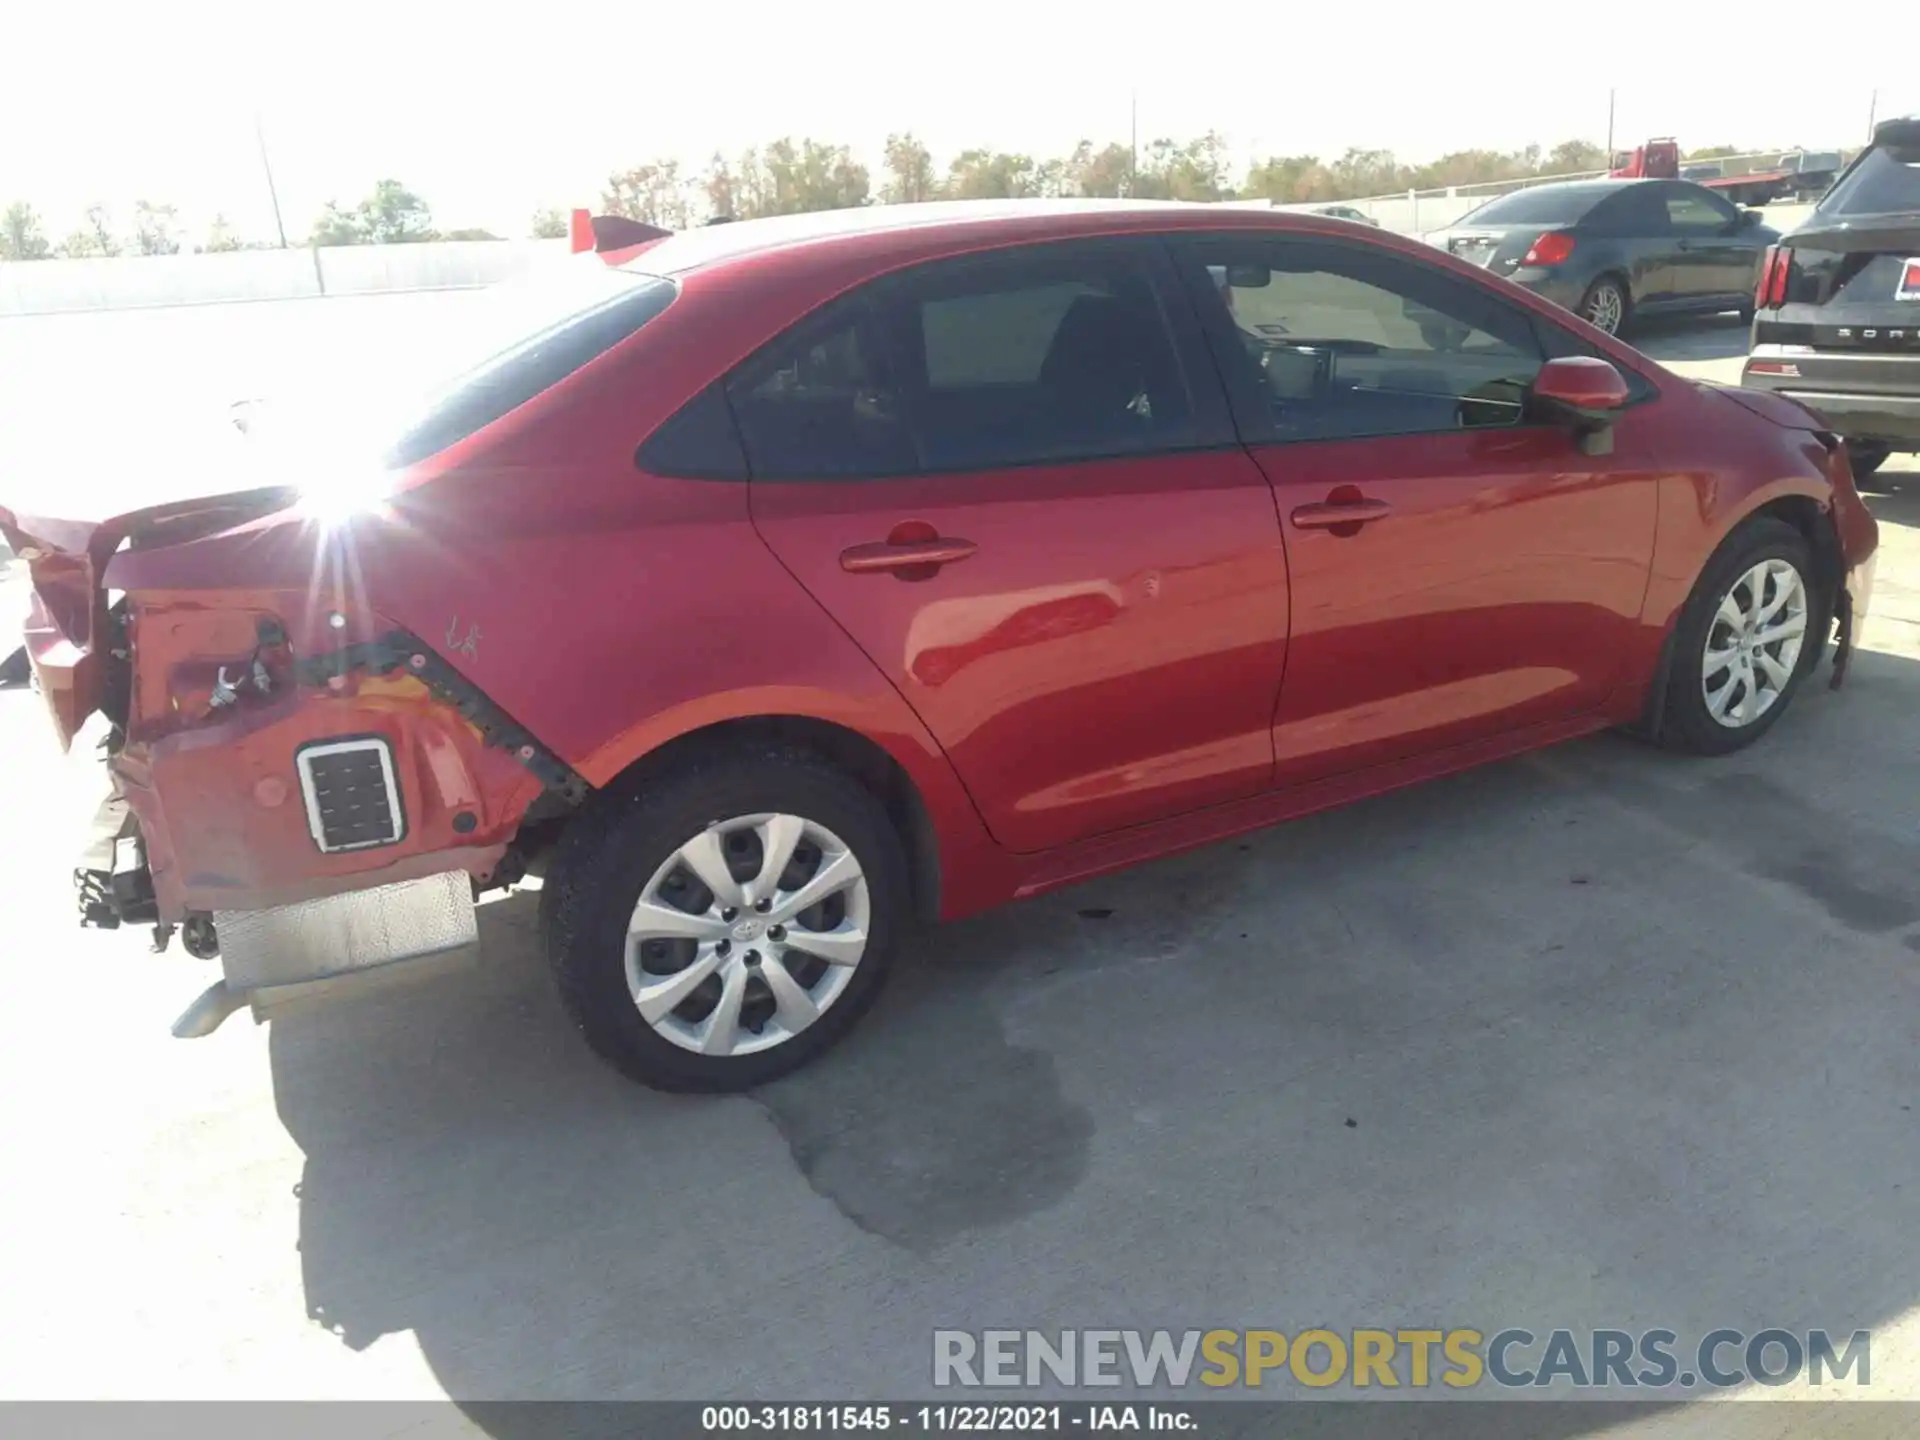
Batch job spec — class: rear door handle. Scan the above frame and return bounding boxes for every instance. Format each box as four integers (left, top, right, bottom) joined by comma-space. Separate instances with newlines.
1290, 499, 1393, 530
839, 537, 979, 573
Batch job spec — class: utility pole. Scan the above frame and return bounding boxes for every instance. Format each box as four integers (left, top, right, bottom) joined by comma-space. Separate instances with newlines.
1867, 89, 1879, 140
254, 113, 289, 249
1605, 88, 1616, 162
1129, 90, 1138, 198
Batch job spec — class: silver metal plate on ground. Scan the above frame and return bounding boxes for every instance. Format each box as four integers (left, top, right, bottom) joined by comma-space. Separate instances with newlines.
215, 870, 478, 997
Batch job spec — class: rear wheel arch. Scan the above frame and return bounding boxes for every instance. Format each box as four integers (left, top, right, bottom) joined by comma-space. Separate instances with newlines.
580, 714, 945, 925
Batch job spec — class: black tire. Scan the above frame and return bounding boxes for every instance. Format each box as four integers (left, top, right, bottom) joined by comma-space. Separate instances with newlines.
539, 745, 909, 1092
1576, 275, 1631, 337
1658, 517, 1817, 756
1845, 441, 1891, 479
0, 645, 28, 689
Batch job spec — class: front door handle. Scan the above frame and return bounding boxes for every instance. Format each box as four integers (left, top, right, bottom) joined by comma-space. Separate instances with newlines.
1290, 499, 1393, 530
839, 537, 979, 573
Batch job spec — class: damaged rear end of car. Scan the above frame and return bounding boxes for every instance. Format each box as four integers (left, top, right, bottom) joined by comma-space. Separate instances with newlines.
0, 255, 682, 1037
0, 488, 583, 1035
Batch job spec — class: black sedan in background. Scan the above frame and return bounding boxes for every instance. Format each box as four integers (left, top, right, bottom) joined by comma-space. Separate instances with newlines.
1421, 178, 1780, 336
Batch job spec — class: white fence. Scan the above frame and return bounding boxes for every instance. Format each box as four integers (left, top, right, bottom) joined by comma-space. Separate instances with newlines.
1257, 145, 1856, 236
0, 143, 1854, 316
0, 239, 571, 317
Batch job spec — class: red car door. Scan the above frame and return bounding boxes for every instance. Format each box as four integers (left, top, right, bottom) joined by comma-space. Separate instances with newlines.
1168, 234, 1659, 786
740, 240, 1291, 854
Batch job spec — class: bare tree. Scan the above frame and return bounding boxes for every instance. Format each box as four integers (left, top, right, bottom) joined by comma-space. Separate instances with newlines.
201, 214, 243, 252
133, 200, 181, 255
1, 201, 52, 260
602, 162, 692, 229
881, 133, 939, 204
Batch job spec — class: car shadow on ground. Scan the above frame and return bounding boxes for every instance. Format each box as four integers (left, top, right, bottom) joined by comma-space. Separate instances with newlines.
269, 645, 1920, 1434
1860, 465, 1920, 527
1628, 313, 1751, 365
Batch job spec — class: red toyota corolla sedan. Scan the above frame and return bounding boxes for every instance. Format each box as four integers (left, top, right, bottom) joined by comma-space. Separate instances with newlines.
0, 200, 1880, 1091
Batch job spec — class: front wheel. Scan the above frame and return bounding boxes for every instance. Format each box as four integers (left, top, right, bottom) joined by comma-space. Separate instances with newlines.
1577, 276, 1630, 337
1658, 517, 1817, 756
540, 746, 909, 1092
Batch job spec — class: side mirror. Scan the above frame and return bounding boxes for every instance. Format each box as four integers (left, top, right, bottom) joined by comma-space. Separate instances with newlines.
1529, 357, 1629, 456
1738, 208, 1764, 230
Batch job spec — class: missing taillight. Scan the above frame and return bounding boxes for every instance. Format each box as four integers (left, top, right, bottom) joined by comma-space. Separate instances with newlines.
1522, 232, 1576, 266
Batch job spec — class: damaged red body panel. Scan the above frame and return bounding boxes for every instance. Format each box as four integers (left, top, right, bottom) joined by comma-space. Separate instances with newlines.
2, 490, 558, 923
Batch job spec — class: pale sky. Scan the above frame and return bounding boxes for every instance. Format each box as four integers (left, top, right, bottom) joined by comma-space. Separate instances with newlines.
4, 1, 1913, 245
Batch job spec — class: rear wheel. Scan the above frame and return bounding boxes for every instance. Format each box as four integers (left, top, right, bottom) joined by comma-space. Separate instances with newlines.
1845, 441, 1892, 479
540, 746, 909, 1092
1659, 517, 1816, 756
1577, 276, 1630, 336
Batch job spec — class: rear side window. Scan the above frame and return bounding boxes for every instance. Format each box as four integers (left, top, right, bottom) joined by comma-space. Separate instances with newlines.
385, 273, 676, 468
1585, 186, 1667, 234
1458, 186, 1611, 226
725, 298, 920, 480
919, 282, 1101, 386
1819, 143, 1920, 217
727, 241, 1198, 478
879, 247, 1196, 471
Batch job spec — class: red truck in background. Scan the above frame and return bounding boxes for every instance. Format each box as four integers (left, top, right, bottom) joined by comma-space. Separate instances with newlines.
1610, 138, 1842, 206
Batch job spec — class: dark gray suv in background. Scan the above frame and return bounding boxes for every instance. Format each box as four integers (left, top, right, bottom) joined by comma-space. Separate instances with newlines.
1744, 116, 1920, 478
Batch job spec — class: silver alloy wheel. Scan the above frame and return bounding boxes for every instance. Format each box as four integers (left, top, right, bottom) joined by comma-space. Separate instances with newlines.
1585, 282, 1624, 335
1701, 557, 1809, 728
625, 812, 870, 1057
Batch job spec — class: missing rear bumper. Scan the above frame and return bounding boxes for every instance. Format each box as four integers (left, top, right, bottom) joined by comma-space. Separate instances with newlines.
172, 870, 479, 1036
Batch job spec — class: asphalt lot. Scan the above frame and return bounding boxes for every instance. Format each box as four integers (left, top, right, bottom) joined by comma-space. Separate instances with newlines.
4, 306, 1920, 1430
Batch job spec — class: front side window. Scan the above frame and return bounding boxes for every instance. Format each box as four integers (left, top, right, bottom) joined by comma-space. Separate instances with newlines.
1664, 187, 1737, 231
1177, 236, 1547, 442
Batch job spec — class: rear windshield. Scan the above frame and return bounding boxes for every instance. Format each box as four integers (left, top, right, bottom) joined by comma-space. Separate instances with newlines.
384, 267, 676, 466
1457, 186, 1612, 226
1817, 144, 1920, 218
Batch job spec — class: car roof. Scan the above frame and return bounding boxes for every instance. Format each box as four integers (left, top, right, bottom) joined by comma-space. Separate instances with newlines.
614, 198, 1346, 278
1520, 178, 1651, 195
